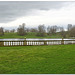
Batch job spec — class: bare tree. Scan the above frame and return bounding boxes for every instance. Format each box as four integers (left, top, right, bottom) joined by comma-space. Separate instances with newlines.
0, 27, 4, 36
67, 24, 72, 37
17, 23, 27, 36
47, 26, 51, 35
36, 24, 46, 37
10, 29, 15, 33
30, 28, 38, 32
47, 25, 58, 35
69, 25, 75, 37
67, 24, 72, 31
59, 27, 66, 38
26, 28, 30, 32
5, 29, 10, 33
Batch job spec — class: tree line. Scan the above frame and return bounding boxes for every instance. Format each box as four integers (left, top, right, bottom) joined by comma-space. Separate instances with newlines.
0, 23, 75, 38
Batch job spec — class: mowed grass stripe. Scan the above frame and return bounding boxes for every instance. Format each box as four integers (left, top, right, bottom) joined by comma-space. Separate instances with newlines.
0, 45, 75, 74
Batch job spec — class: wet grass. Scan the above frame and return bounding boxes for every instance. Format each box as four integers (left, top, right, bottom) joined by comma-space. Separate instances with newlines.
0, 45, 75, 74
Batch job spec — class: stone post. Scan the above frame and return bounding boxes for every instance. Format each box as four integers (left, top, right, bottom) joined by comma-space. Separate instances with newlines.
44, 41, 47, 45
23, 37, 27, 45
0, 41, 4, 46
61, 38, 64, 45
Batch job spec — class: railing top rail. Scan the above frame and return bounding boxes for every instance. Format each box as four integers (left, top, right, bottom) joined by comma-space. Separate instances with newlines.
0, 40, 75, 42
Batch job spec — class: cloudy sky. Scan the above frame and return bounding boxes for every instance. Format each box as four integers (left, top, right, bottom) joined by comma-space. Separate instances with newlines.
0, 1, 75, 29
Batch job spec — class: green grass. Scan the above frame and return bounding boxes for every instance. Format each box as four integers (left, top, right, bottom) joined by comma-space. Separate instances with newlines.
0, 32, 62, 39
0, 45, 75, 74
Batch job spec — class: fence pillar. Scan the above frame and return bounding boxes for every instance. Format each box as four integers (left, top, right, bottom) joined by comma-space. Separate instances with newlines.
23, 37, 27, 45
61, 38, 64, 45
0, 41, 4, 46
44, 41, 47, 45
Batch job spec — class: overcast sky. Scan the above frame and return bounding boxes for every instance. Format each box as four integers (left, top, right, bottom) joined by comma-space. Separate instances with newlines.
0, 1, 75, 29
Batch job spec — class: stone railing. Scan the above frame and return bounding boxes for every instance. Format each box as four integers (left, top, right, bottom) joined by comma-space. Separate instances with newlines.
0, 39, 75, 46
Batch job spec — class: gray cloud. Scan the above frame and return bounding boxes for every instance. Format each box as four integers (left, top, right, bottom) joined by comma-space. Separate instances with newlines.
0, 1, 69, 23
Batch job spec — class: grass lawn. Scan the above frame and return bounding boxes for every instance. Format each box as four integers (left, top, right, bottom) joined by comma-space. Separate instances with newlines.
0, 45, 75, 74
0, 32, 62, 39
